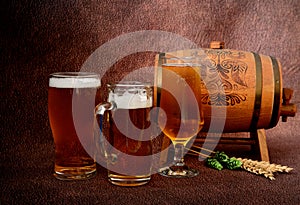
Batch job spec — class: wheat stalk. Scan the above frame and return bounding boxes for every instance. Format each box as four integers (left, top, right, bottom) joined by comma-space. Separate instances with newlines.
236, 158, 293, 180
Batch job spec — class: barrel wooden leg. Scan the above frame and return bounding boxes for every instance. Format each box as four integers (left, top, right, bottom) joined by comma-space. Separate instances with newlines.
251, 129, 270, 162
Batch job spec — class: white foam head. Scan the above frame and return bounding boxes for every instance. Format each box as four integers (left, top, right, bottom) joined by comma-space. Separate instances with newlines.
109, 89, 152, 109
49, 77, 100, 88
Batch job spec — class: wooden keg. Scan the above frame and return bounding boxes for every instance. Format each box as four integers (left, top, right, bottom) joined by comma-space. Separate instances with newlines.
154, 44, 296, 133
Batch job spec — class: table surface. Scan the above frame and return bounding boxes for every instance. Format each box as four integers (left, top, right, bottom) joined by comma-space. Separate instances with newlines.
2, 112, 300, 204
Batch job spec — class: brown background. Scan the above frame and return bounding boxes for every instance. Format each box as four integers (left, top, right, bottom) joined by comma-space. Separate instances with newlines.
1, 0, 299, 204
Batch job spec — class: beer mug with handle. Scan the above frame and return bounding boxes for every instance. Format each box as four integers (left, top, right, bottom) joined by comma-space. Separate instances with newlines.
95, 81, 154, 187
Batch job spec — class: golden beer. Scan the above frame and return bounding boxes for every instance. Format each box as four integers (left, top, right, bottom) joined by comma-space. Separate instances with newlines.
157, 55, 204, 178
48, 72, 100, 180
159, 64, 204, 144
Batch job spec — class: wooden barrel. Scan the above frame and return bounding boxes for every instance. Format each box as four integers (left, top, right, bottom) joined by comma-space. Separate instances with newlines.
154, 48, 283, 133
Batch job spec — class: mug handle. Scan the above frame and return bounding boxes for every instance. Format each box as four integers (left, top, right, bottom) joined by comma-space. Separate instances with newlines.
95, 102, 116, 116
94, 102, 117, 161
95, 102, 117, 132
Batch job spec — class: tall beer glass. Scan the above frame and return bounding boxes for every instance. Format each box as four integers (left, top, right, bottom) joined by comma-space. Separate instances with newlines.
48, 72, 100, 180
95, 82, 153, 186
158, 55, 204, 177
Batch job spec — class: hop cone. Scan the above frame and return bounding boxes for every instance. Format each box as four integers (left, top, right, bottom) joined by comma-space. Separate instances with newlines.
206, 158, 223, 171
214, 151, 229, 164
225, 157, 243, 170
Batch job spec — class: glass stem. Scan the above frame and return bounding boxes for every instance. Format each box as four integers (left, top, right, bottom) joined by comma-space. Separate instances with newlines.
173, 143, 185, 167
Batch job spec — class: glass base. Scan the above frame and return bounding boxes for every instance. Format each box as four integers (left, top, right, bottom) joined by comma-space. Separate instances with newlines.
108, 173, 151, 187
54, 165, 97, 180
159, 165, 199, 178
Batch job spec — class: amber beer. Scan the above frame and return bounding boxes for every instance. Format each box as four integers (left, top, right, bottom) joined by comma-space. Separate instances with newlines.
48, 72, 100, 180
159, 63, 204, 143
96, 82, 153, 186
106, 107, 152, 186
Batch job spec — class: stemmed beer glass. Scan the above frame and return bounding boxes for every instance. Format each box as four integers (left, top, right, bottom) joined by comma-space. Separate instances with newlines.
158, 54, 204, 177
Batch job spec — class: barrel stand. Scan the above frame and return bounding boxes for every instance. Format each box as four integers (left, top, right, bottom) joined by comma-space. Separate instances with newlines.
192, 129, 269, 162
251, 129, 269, 162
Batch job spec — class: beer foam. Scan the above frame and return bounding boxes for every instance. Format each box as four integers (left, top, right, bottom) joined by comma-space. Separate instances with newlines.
49, 77, 101, 88
109, 91, 152, 109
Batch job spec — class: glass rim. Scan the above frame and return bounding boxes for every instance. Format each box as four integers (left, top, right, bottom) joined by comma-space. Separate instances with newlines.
161, 54, 201, 67
161, 55, 196, 60
50, 72, 99, 78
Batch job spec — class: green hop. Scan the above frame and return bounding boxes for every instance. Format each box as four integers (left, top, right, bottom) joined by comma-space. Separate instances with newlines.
214, 151, 229, 164
225, 157, 242, 170
206, 158, 223, 171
